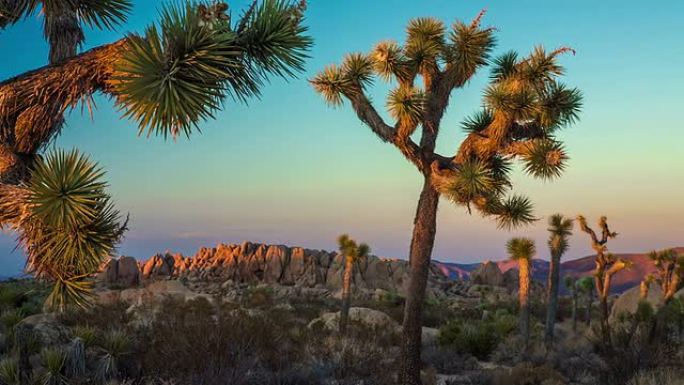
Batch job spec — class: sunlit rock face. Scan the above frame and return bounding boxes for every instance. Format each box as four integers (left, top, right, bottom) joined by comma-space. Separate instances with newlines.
136, 241, 453, 295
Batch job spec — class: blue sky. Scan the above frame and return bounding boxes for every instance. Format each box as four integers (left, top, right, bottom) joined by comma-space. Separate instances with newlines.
1, 1, 683, 275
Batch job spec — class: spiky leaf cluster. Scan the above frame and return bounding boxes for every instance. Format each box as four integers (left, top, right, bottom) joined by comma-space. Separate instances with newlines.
0, 0, 131, 31
507, 237, 536, 261
337, 234, 370, 263
21, 150, 127, 311
115, 0, 311, 138
547, 213, 573, 257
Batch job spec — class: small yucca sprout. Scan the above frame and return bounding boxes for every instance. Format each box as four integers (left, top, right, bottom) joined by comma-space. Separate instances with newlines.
97, 329, 131, 382
0, 357, 19, 385
40, 347, 67, 385
341, 53, 374, 89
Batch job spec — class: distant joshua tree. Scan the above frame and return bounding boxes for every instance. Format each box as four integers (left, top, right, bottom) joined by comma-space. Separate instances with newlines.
564, 275, 579, 331
311, 11, 582, 384
545, 214, 573, 345
576, 276, 594, 326
507, 237, 536, 350
0, 0, 311, 310
647, 249, 684, 304
577, 215, 625, 349
337, 234, 370, 334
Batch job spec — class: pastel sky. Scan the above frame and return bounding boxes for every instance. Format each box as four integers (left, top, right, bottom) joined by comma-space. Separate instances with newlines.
1, 0, 683, 275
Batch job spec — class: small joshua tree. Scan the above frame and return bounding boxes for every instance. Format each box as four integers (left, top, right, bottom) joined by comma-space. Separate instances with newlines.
577, 215, 625, 349
507, 237, 536, 350
647, 249, 684, 304
564, 275, 579, 331
576, 276, 594, 326
545, 214, 573, 345
337, 234, 370, 334
311, 11, 582, 383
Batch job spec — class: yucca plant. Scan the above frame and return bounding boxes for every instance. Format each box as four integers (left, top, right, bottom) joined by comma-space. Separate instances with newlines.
39, 347, 68, 385
0, 357, 20, 385
577, 215, 625, 350
311, 11, 581, 384
576, 276, 594, 326
544, 214, 573, 345
96, 329, 131, 382
71, 325, 98, 348
507, 237, 536, 351
0, 0, 311, 309
66, 337, 86, 378
564, 275, 579, 331
337, 234, 371, 334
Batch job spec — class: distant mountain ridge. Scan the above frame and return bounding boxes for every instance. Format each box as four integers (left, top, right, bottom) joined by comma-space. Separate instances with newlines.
434, 247, 684, 294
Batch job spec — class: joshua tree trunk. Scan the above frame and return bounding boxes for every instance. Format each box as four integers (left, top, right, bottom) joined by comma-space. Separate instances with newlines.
400, 177, 439, 385
545, 253, 561, 345
339, 255, 354, 334
519, 258, 531, 350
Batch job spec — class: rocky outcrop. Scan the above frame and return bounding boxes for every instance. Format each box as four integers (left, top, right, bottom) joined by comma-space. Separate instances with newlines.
308, 307, 399, 331
470, 261, 504, 287
138, 241, 454, 296
610, 282, 664, 322
98, 256, 140, 288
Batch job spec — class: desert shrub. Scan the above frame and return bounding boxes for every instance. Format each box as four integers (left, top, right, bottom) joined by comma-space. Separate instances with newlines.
59, 299, 132, 331
491, 363, 566, 385
242, 285, 275, 308
0, 280, 47, 315
137, 296, 311, 385
439, 310, 518, 360
422, 345, 478, 375
438, 320, 501, 360
422, 297, 457, 327
96, 329, 132, 382
627, 368, 684, 385
72, 325, 98, 348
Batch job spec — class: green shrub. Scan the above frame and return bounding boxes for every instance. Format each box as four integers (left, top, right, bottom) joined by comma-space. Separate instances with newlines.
39, 347, 67, 385
0, 357, 19, 385
438, 310, 518, 360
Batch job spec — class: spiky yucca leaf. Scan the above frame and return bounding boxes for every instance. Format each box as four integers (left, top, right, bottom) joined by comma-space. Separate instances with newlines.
446, 13, 496, 81
492, 195, 536, 230
236, 0, 312, 80
69, 0, 132, 30
115, 2, 240, 138
337, 234, 370, 263
96, 329, 131, 382
310, 65, 348, 106
461, 109, 493, 134
371, 40, 407, 81
28, 150, 106, 229
490, 50, 518, 81
341, 53, 374, 88
507, 237, 536, 261
40, 347, 67, 385
405, 17, 444, 73
387, 86, 425, 126
22, 150, 126, 311
539, 81, 583, 129
548, 213, 573, 238
521, 139, 568, 180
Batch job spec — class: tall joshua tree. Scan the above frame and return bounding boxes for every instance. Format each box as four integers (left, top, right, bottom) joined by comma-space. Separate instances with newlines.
507, 237, 536, 351
545, 214, 573, 345
647, 249, 684, 304
577, 215, 625, 349
337, 234, 370, 334
0, 0, 311, 309
311, 12, 581, 383
564, 275, 579, 331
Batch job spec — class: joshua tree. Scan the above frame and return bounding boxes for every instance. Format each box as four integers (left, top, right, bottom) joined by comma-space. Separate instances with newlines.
337, 234, 370, 334
576, 276, 594, 326
577, 215, 625, 349
544, 214, 573, 345
0, 0, 311, 309
647, 249, 684, 304
311, 12, 581, 383
507, 237, 536, 350
564, 275, 579, 331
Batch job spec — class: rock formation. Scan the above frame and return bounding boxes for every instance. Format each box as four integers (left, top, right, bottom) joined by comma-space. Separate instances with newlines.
134, 241, 455, 296
470, 261, 504, 287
